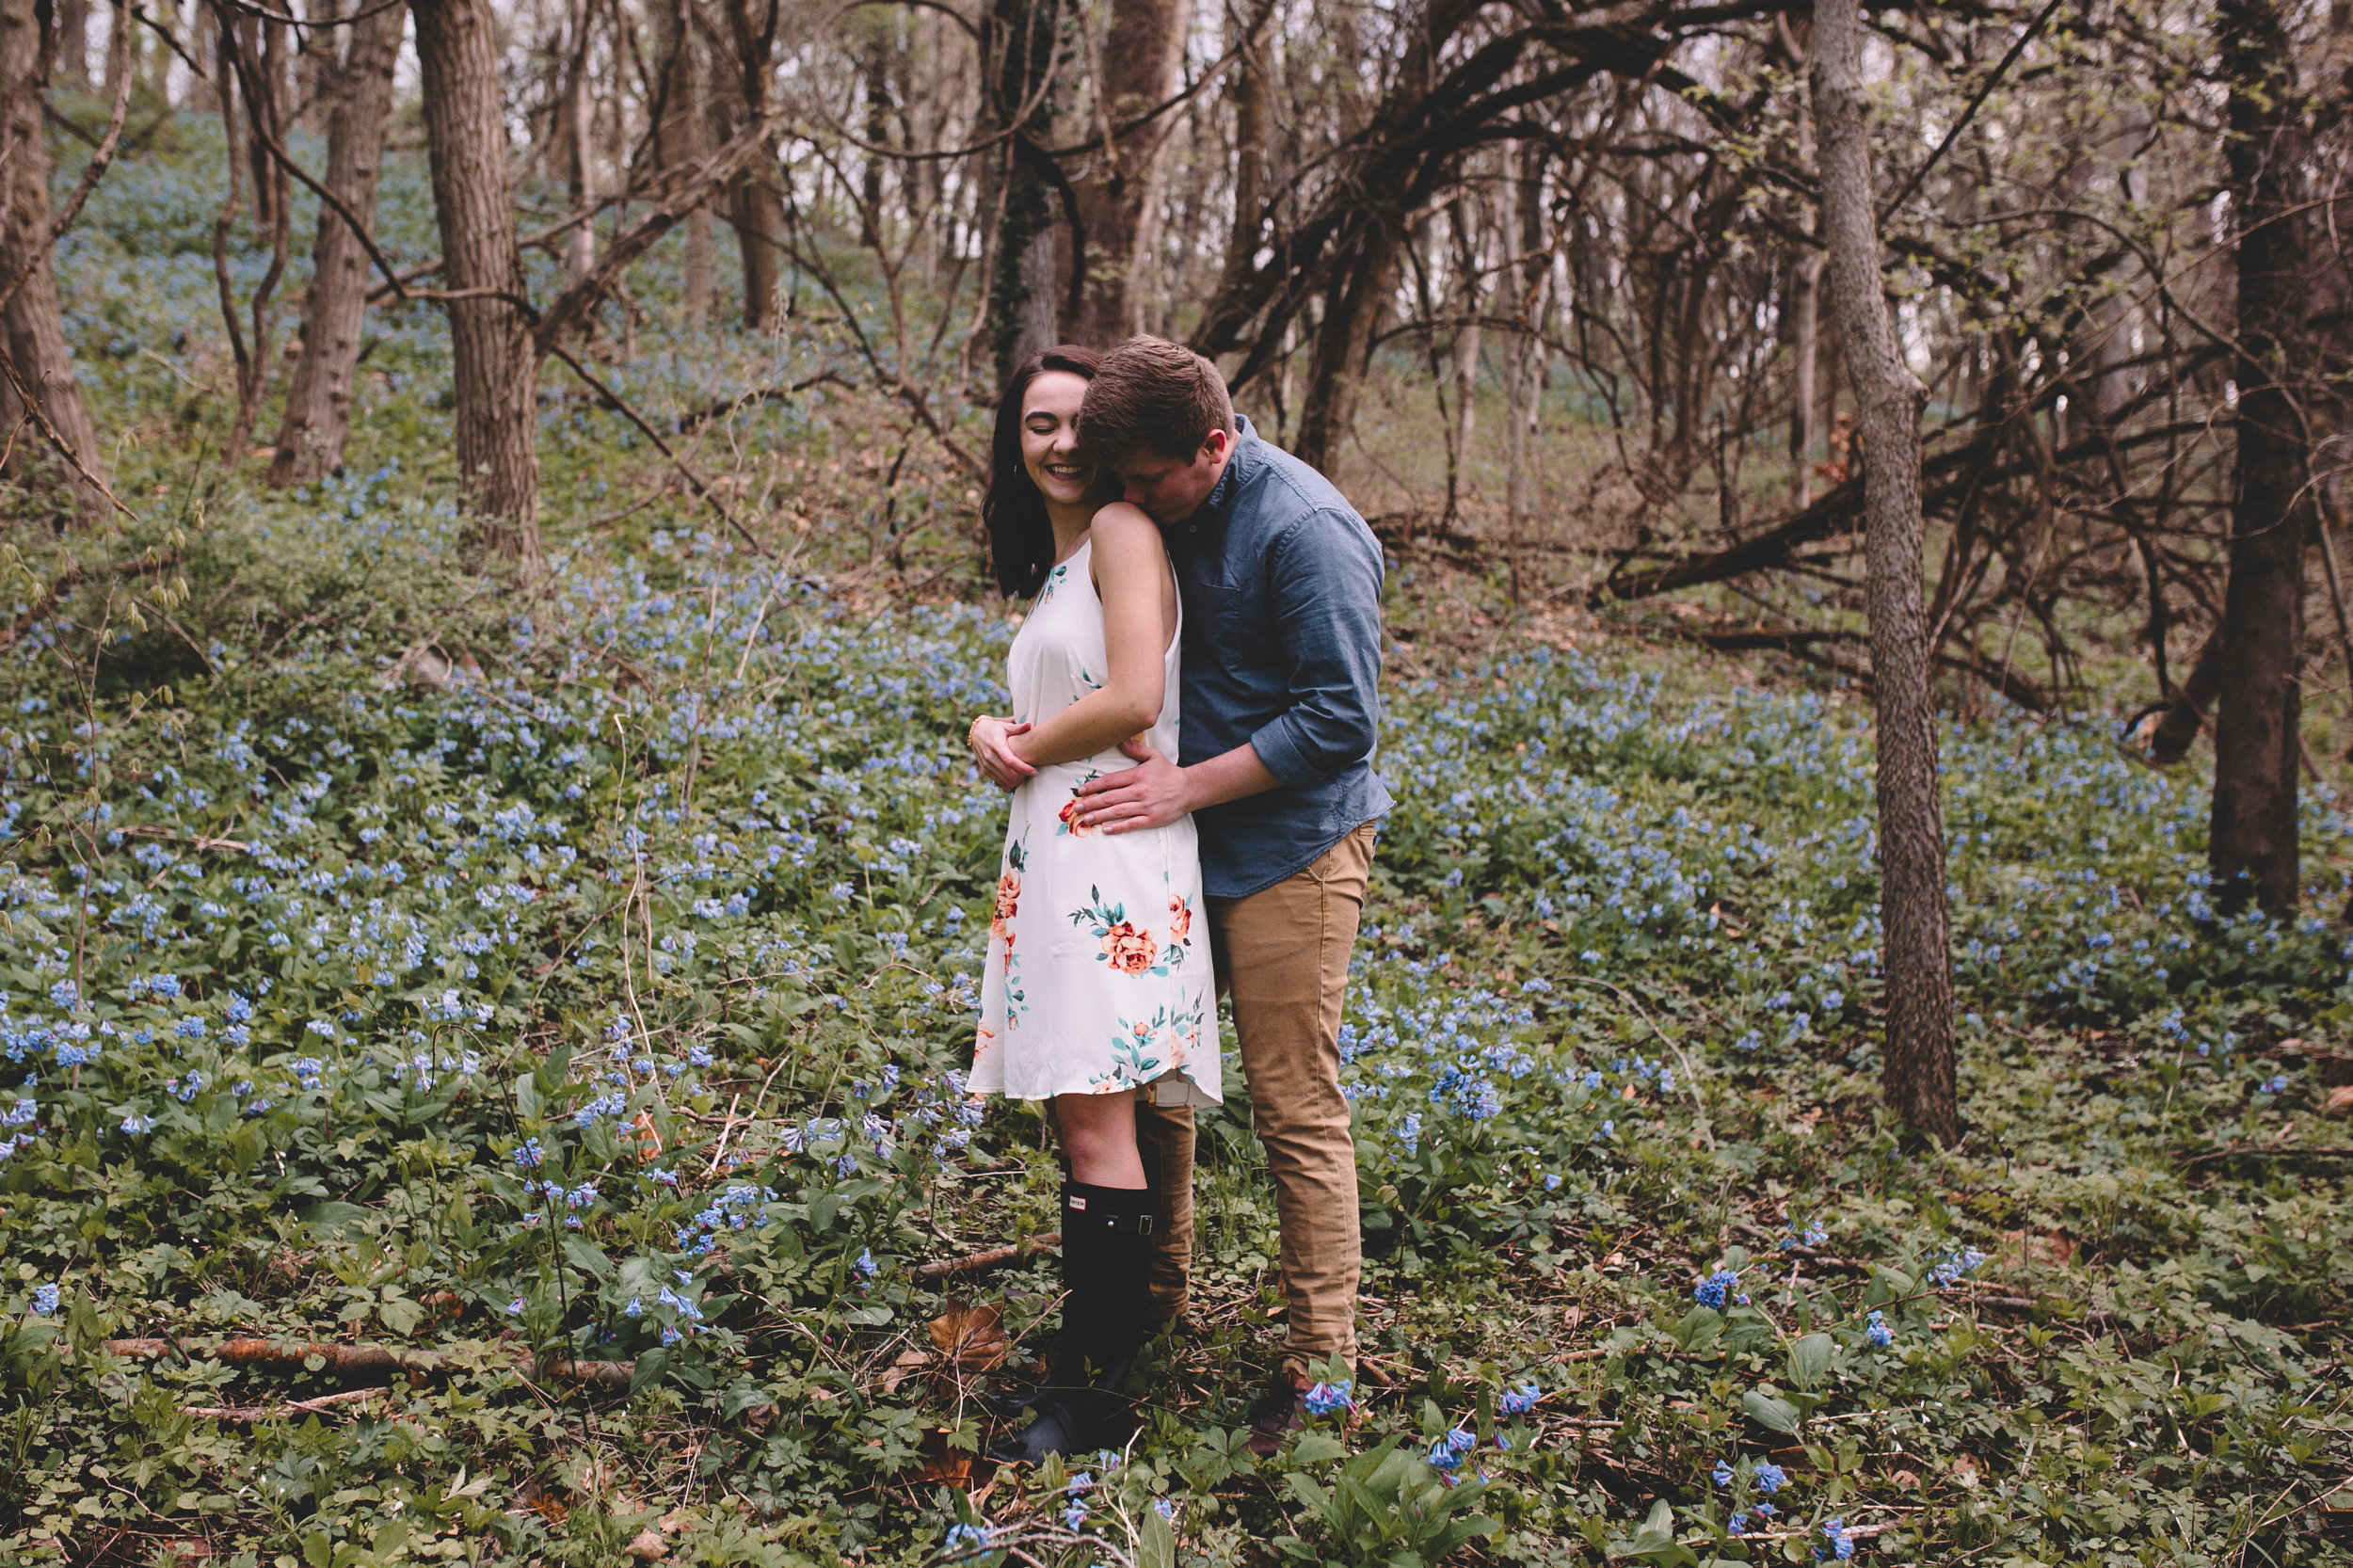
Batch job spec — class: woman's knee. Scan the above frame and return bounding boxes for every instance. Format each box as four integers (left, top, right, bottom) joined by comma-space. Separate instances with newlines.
1054, 1092, 1143, 1179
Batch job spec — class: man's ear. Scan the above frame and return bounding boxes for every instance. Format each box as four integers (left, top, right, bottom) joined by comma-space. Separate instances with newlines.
1202, 428, 1231, 463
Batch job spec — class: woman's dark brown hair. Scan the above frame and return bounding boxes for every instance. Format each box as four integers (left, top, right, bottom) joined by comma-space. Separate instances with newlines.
984, 345, 1110, 599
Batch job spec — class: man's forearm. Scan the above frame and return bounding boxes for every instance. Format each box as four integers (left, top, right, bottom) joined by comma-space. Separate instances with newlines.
1181, 743, 1284, 812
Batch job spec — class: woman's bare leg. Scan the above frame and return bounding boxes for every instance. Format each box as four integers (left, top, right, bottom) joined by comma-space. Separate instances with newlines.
1054, 1090, 1144, 1187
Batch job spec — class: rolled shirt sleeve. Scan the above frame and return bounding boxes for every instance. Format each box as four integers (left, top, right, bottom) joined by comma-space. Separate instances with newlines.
1246, 507, 1386, 790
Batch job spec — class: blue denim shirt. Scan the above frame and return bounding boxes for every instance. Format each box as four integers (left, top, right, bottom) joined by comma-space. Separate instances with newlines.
1165, 416, 1392, 899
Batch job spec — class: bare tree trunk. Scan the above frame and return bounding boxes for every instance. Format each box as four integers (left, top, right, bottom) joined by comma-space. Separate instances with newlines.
1219, 16, 1264, 294
0, 0, 105, 508
1289, 1, 1478, 476
857, 21, 889, 248
561, 0, 595, 282
648, 0, 711, 326
56, 0, 90, 90
2209, 0, 2313, 916
1788, 251, 1820, 505
139, 0, 168, 103
1295, 236, 1396, 477
268, 0, 404, 487
208, 0, 294, 464
1066, 0, 1192, 345
233, 13, 285, 233
411, 0, 541, 557
1811, 0, 1958, 1145
718, 0, 783, 332
984, 0, 1065, 379
1501, 138, 1545, 598
1448, 199, 1481, 520
2148, 629, 2226, 764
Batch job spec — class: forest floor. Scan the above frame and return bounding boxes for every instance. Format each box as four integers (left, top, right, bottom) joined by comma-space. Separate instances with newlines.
4, 133, 2353, 1568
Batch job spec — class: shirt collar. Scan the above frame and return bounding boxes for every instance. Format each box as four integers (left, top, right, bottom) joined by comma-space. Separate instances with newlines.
1195, 414, 1257, 525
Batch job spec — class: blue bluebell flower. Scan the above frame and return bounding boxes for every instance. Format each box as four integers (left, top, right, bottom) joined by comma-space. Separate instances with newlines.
1924, 1247, 1987, 1290
1304, 1379, 1353, 1416
1694, 1268, 1740, 1310
30, 1282, 59, 1314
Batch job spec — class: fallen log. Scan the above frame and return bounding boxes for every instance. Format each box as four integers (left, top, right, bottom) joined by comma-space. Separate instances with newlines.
914, 1232, 1062, 1279
99, 1336, 633, 1387
104, 1337, 447, 1373
179, 1385, 388, 1422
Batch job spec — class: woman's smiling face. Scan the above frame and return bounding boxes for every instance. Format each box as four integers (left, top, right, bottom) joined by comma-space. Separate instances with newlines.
1019, 370, 1094, 510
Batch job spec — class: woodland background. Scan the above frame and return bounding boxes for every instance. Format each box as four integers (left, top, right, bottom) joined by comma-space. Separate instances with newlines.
1, 0, 2352, 1564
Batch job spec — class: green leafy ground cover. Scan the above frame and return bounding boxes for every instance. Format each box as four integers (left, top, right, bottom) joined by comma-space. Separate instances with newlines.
5, 131, 2353, 1568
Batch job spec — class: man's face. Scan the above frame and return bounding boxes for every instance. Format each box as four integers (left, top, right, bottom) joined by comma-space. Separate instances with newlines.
1110, 429, 1231, 527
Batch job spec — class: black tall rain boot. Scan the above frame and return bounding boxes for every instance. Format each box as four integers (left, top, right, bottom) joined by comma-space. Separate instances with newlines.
987, 1181, 1153, 1463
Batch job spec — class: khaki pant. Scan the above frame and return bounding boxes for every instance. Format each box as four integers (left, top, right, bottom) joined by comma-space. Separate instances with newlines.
1136, 822, 1374, 1377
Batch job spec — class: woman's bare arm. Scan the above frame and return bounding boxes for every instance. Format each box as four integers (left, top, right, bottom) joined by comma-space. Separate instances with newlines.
1010, 504, 1175, 770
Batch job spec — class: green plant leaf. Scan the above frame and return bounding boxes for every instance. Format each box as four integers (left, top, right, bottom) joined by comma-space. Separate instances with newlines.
1140, 1503, 1176, 1568
1786, 1332, 1835, 1390
1291, 1431, 1347, 1464
1742, 1390, 1801, 1433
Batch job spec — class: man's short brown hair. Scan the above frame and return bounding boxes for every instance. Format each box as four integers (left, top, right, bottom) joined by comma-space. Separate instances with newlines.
1075, 335, 1237, 466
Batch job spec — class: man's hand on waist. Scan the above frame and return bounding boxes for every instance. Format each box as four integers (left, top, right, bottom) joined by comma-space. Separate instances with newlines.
1073, 740, 1282, 834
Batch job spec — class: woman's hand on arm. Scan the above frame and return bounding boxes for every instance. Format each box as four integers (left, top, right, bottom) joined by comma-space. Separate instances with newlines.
1006, 506, 1175, 769
968, 715, 1035, 792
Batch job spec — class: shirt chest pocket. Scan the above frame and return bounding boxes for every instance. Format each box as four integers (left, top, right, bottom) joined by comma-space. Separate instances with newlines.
1191, 580, 1263, 657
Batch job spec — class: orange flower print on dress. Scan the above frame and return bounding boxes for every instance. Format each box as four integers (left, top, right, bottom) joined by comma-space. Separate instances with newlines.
1168, 895, 1192, 943
1103, 920, 1158, 975
992, 871, 1020, 938
1055, 795, 1096, 838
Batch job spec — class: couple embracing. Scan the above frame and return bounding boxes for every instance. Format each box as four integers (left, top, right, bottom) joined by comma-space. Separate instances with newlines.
962, 337, 1390, 1462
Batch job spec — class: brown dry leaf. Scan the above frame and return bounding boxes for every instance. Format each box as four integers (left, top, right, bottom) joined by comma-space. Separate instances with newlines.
2326, 1084, 2353, 1118
882, 1347, 934, 1394
918, 1429, 978, 1489
518, 1483, 568, 1526
927, 1300, 1010, 1370
2026, 1232, 2077, 1267
1891, 1468, 1920, 1487
626, 1528, 668, 1561
627, 1109, 664, 1163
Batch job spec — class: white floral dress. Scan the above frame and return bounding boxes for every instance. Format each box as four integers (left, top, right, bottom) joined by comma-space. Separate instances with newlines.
973, 539, 1219, 1105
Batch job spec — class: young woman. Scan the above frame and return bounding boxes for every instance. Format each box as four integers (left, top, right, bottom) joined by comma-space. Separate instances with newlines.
966, 346, 1217, 1461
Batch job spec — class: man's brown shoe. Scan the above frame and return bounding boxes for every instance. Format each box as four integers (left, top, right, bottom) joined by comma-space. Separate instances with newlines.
1244, 1371, 1312, 1457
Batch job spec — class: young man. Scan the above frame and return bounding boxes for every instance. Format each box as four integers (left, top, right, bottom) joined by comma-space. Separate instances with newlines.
1065, 335, 1389, 1451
